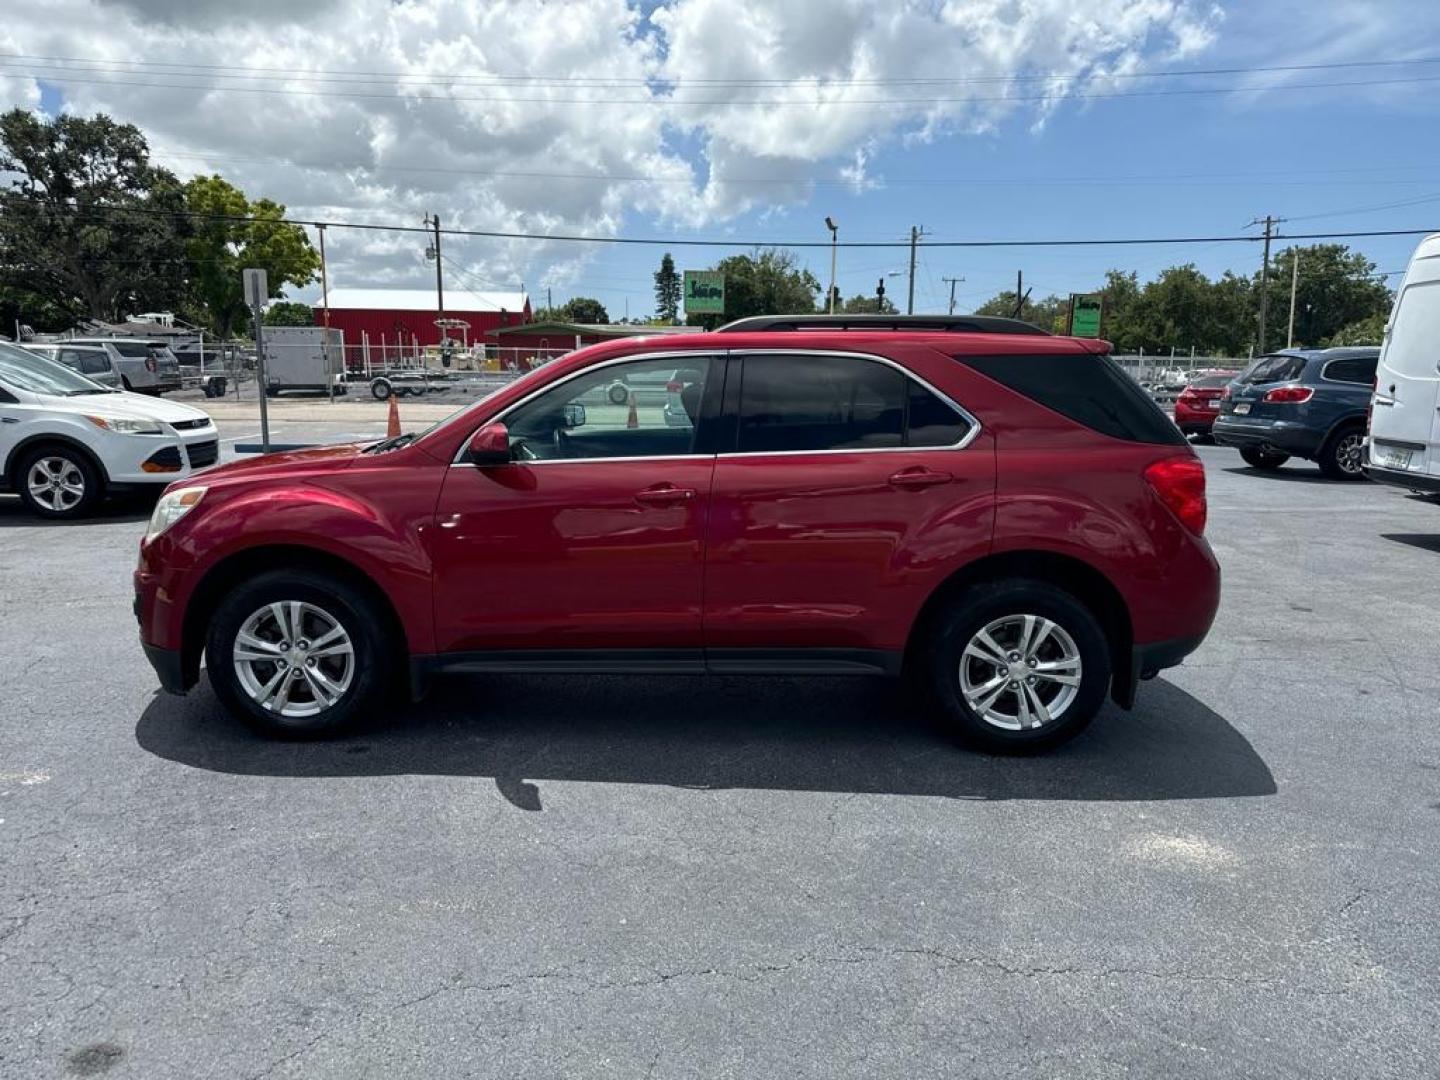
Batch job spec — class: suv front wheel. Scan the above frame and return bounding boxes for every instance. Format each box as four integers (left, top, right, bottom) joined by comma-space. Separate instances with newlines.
206, 570, 394, 737
927, 579, 1112, 753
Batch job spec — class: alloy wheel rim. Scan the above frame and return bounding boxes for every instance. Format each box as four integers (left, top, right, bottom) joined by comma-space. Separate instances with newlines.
27, 456, 85, 512
959, 614, 1082, 732
233, 601, 355, 719
1337, 434, 1365, 475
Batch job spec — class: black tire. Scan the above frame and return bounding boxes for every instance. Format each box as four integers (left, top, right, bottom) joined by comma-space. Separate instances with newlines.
926, 579, 1112, 753
1240, 446, 1289, 470
370, 378, 392, 401
15, 444, 104, 520
206, 569, 395, 738
121, 376, 134, 392
1318, 425, 1367, 481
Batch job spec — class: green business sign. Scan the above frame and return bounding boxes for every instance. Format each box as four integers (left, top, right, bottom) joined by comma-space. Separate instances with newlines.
1069, 293, 1103, 338
683, 271, 725, 314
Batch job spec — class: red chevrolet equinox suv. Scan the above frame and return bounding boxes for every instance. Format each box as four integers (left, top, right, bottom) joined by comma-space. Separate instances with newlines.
136, 315, 1219, 751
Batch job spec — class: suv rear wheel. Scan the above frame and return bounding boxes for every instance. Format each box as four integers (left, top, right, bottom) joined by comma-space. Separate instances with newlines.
1318, 425, 1367, 481
206, 570, 394, 737
1240, 446, 1289, 470
927, 579, 1111, 753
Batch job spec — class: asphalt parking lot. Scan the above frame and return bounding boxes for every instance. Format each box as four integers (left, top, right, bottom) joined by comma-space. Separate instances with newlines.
2, 444, 1438, 1079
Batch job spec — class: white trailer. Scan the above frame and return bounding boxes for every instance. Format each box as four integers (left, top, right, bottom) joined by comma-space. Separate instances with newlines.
261, 326, 347, 396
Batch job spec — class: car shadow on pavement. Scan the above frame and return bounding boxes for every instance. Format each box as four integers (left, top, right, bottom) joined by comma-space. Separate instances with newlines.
0, 493, 156, 528
136, 674, 1276, 808
1383, 532, 1440, 555
1220, 466, 1347, 484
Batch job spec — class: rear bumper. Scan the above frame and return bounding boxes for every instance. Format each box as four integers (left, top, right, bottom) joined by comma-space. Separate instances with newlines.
1113, 633, 1208, 710
1212, 416, 1323, 457
1366, 462, 1440, 495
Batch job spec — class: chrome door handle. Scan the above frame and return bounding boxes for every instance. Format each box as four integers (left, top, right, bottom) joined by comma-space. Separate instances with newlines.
635, 484, 696, 506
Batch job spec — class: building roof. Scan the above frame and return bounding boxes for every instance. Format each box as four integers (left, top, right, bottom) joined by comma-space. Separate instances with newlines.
489, 321, 703, 339
324, 287, 529, 313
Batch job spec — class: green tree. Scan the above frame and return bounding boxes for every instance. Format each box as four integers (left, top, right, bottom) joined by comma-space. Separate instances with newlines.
0, 109, 188, 321
183, 174, 319, 338
1325, 310, 1388, 346
840, 292, 898, 314
973, 291, 1066, 333
685, 249, 820, 329
1258, 245, 1392, 351
653, 252, 681, 323
263, 300, 315, 327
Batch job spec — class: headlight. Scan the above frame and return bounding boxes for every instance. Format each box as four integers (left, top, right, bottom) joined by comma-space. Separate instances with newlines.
145, 486, 207, 541
87, 415, 164, 435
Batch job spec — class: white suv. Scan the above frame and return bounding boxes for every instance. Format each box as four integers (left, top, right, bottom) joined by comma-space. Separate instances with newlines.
0, 342, 219, 519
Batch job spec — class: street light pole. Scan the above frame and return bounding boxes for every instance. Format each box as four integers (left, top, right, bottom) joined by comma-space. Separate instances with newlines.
825, 216, 838, 314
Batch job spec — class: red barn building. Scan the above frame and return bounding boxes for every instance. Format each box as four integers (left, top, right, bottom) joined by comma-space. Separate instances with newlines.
317, 287, 531, 357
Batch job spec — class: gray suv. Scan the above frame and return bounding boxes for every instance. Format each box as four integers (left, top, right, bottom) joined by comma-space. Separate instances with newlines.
1212, 347, 1379, 479
66, 338, 182, 395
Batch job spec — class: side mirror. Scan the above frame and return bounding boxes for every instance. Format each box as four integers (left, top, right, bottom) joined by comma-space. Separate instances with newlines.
562, 402, 586, 429
468, 422, 511, 466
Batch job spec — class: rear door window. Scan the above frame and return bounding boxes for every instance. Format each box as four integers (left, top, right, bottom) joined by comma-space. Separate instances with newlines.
1386, 281, 1440, 377
1323, 356, 1378, 384
737, 354, 905, 453
734, 354, 973, 453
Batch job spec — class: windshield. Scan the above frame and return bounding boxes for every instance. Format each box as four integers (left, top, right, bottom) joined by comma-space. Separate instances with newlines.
0, 342, 112, 396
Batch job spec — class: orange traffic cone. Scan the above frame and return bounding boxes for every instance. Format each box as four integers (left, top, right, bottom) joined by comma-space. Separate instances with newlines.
626, 389, 639, 429
387, 392, 401, 437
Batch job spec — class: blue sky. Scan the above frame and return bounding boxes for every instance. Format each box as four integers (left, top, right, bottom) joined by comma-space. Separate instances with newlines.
4, 0, 1440, 323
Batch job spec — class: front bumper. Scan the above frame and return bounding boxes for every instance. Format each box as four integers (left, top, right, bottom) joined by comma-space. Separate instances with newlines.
107, 430, 220, 484
1212, 416, 1323, 458
142, 640, 189, 695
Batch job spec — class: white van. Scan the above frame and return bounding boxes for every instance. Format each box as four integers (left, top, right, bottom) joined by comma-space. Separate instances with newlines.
1368, 233, 1440, 495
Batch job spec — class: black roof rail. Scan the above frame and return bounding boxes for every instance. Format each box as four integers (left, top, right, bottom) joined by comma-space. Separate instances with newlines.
714, 314, 1052, 335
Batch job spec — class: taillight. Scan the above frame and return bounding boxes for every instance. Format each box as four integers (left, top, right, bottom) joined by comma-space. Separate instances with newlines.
145, 356, 157, 372
665, 380, 684, 393
1144, 457, 1207, 535
1262, 385, 1313, 404
1220, 386, 1232, 400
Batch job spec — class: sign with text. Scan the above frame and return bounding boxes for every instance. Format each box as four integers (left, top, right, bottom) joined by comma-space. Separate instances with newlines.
1069, 293, 1103, 338
683, 271, 725, 314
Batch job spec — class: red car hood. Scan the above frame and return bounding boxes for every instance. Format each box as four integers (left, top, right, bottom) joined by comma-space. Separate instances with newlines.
192, 442, 366, 485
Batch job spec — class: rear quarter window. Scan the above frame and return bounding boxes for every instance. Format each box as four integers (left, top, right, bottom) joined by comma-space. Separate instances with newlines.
1322, 356, 1378, 384
958, 352, 1186, 446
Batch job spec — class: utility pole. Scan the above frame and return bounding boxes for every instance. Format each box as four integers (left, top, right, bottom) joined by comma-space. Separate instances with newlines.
1287, 248, 1300, 348
1250, 214, 1281, 354
942, 275, 965, 315
317, 223, 334, 403
1012, 271, 1030, 319
906, 225, 924, 314
547, 286, 553, 313
825, 217, 839, 314
425, 213, 447, 365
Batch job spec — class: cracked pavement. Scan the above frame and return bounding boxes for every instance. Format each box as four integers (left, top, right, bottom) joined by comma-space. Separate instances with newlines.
1, 443, 1438, 1078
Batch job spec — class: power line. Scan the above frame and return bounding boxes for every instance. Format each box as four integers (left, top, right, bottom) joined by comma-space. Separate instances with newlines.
5, 51, 1438, 87
19, 197, 1440, 249
8, 63, 1440, 107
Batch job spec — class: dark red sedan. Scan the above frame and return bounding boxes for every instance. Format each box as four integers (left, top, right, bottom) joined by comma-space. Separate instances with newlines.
1174, 374, 1233, 438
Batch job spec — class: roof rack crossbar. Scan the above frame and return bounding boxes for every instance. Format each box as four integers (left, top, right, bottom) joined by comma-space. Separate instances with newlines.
714, 314, 1051, 336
